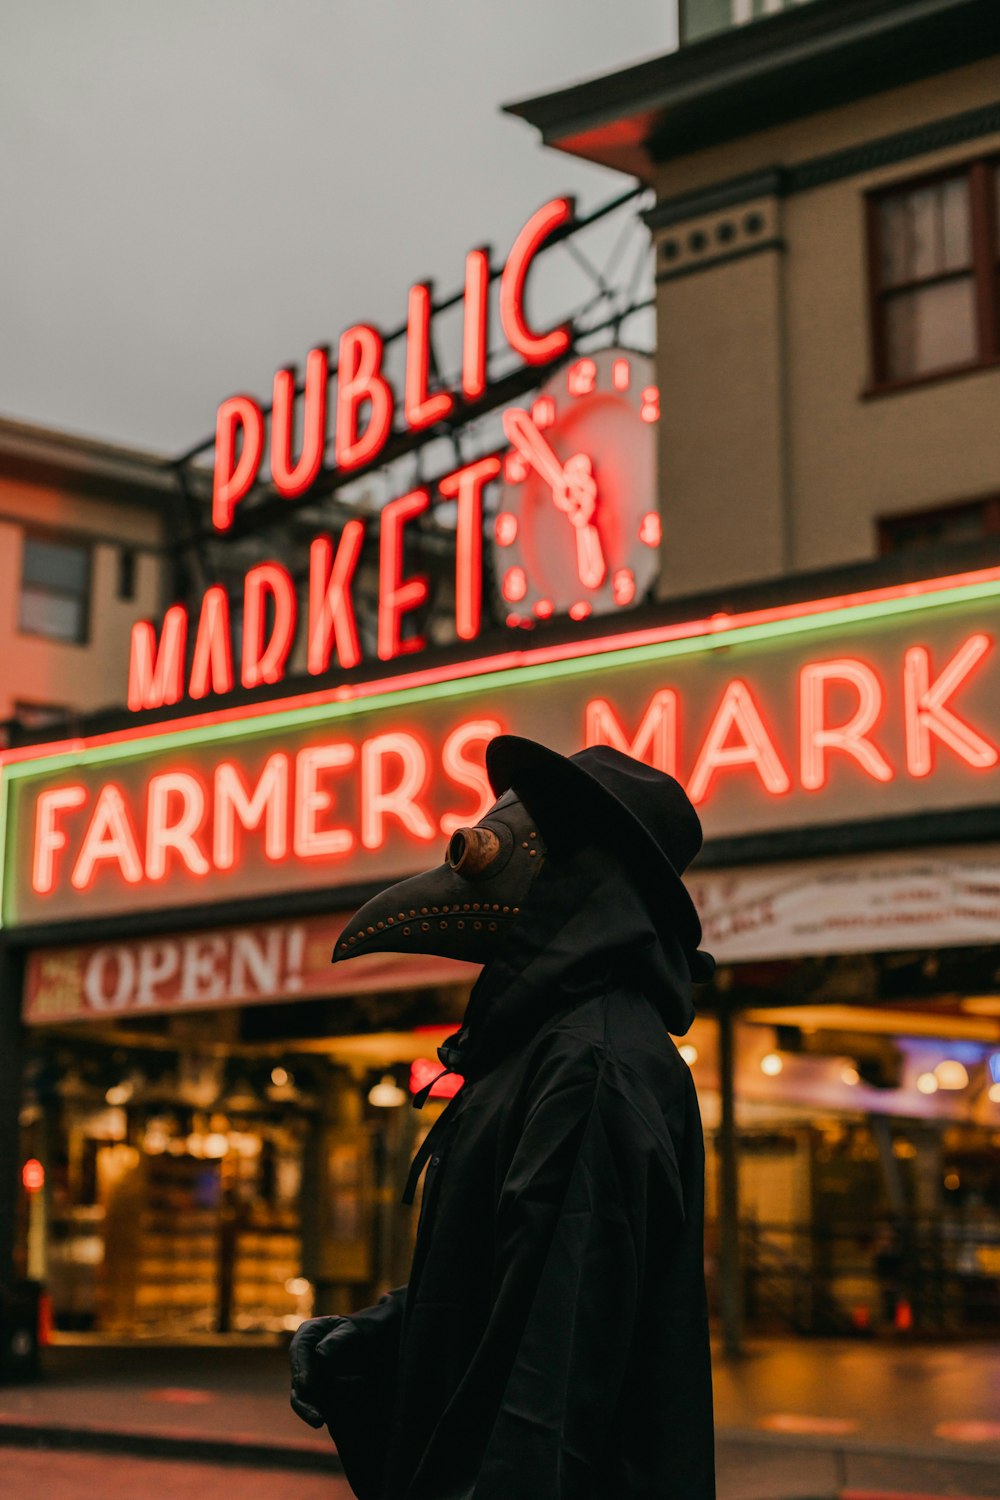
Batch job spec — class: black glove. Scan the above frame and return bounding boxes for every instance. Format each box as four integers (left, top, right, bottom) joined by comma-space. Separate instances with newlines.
289, 1315, 365, 1429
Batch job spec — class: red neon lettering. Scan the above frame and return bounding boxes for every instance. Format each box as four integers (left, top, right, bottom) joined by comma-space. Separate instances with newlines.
903, 633, 998, 777
688, 679, 791, 804
146, 773, 211, 880
405, 284, 454, 431
378, 489, 430, 660
440, 719, 503, 836
33, 785, 87, 894
500, 198, 573, 365
294, 744, 355, 858
190, 587, 234, 700
72, 784, 144, 890
585, 692, 678, 776
242, 563, 297, 689
214, 754, 290, 870
212, 395, 265, 531
128, 606, 188, 713
362, 733, 436, 850
800, 659, 893, 790
439, 456, 501, 641
462, 248, 490, 402
308, 523, 365, 674
271, 347, 328, 498
334, 325, 393, 471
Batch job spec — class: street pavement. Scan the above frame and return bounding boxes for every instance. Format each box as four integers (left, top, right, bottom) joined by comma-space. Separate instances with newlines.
0, 1337, 997, 1498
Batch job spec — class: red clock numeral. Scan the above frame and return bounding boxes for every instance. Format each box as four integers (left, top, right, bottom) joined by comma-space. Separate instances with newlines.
533, 598, 554, 620
640, 386, 660, 423
530, 396, 556, 429
639, 511, 662, 547
502, 566, 527, 602
504, 451, 528, 483
569, 601, 592, 621
495, 512, 518, 546
567, 358, 596, 397
612, 568, 635, 607
612, 358, 630, 391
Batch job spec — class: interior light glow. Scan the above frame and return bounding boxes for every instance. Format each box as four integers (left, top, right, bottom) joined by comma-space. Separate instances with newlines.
841, 1065, 860, 1086
988, 1082, 1000, 1103
105, 1082, 133, 1106
369, 1075, 407, 1108
202, 1133, 229, 1158
944, 1171, 960, 1190
271, 1067, 290, 1086
760, 1052, 783, 1076
679, 1044, 698, 1066
934, 1059, 969, 1090
916, 1072, 939, 1094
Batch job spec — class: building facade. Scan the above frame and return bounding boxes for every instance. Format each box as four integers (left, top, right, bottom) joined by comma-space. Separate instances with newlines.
3, 0, 1000, 1358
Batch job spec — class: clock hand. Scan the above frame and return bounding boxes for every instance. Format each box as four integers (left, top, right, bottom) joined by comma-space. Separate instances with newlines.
502, 409, 607, 589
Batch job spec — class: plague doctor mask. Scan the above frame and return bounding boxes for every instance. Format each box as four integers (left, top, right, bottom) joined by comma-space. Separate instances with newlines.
331, 791, 546, 967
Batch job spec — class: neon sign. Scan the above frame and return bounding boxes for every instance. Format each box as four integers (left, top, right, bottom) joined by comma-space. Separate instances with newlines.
5, 568, 999, 930
129, 199, 662, 709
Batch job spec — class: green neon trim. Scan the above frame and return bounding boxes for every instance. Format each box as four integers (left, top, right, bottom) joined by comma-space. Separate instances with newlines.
0, 775, 10, 929
4, 575, 998, 788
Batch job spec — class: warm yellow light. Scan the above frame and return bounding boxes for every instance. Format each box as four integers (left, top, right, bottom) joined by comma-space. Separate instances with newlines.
270, 1067, 290, 1087
916, 1072, 939, 1095
988, 1083, 1000, 1104
105, 1083, 133, 1106
760, 1052, 783, 1077
202, 1133, 229, 1158
368, 1075, 407, 1108
934, 1060, 969, 1090
285, 1276, 311, 1298
841, 1065, 860, 1086
944, 1171, 960, 1191
679, 1044, 698, 1067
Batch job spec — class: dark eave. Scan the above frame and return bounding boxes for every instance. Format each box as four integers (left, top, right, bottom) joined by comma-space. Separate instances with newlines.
0, 417, 176, 509
503, 0, 1000, 179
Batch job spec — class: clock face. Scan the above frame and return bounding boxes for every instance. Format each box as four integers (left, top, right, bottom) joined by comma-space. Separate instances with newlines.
494, 347, 661, 624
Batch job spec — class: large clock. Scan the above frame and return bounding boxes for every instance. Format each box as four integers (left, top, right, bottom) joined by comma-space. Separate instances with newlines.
494, 347, 661, 624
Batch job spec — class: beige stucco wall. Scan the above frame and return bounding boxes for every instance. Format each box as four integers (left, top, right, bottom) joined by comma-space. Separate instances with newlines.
0, 478, 164, 720
653, 56, 1000, 599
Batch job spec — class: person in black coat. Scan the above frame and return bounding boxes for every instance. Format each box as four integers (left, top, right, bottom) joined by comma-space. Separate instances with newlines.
291, 736, 716, 1499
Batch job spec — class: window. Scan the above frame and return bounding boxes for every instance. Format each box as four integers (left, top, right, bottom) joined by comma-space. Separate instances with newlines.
868, 159, 1000, 389
878, 496, 1000, 556
19, 533, 91, 644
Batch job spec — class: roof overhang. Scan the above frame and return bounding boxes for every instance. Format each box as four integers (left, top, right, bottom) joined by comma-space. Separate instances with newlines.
503, 0, 1000, 179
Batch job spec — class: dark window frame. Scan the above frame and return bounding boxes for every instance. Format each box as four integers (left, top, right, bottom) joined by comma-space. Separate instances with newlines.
877, 494, 1000, 556
865, 155, 1000, 396
17, 528, 93, 646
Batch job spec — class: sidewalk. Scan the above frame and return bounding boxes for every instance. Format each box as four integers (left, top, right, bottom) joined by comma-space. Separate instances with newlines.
0, 1337, 997, 1498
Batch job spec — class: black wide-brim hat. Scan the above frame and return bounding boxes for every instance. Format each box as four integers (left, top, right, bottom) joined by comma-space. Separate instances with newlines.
486, 736, 715, 983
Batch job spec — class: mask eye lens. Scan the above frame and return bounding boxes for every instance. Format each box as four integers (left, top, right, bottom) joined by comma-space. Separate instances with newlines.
447, 832, 467, 870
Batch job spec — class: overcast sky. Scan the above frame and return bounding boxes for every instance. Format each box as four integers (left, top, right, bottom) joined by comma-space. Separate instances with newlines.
2, 2, 675, 456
